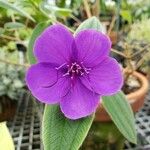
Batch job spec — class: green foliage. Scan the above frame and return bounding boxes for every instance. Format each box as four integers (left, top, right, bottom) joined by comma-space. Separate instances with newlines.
40, 1, 72, 18
0, 62, 25, 100
0, 0, 35, 22
4, 22, 25, 30
56, 0, 82, 15
82, 122, 125, 149
16, 0, 47, 22
120, 0, 150, 22
0, 48, 25, 100
42, 105, 94, 150
120, 10, 132, 24
119, 0, 133, 24
131, 0, 150, 20
102, 91, 137, 144
99, 0, 107, 14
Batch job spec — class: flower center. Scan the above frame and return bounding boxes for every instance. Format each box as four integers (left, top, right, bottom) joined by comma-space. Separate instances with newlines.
63, 62, 91, 79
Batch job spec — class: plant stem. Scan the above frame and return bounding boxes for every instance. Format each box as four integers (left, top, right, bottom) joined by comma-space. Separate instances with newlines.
131, 44, 150, 58
0, 35, 18, 41
111, 48, 128, 58
0, 58, 30, 68
135, 57, 146, 70
11, 14, 21, 41
30, 0, 39, 12
124, 44, 134, 83
83, 0, 92, 18
70, 14, 81, 24
91, 0, 100, 17
107, 16, 116, 36
42, 11, 75, 33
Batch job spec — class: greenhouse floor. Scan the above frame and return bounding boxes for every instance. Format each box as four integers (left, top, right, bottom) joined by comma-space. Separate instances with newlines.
7, 91, 150, 150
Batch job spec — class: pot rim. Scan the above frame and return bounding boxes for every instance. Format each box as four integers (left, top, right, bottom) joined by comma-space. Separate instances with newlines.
95, 71, 149, 122
126, 71, 149, 102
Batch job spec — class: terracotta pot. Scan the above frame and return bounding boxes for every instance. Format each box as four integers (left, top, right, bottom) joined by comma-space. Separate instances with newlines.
95, 71, 149, 122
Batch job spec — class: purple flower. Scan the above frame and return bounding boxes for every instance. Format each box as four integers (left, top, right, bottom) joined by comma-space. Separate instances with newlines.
26, 24, 123, 120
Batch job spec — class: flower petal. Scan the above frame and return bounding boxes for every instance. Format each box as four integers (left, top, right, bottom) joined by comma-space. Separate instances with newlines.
81, 57, 123, 95
25, 63, 70, 104
34, 24, 74, 64
60, 80, 100, 120
75, 29, 111, 67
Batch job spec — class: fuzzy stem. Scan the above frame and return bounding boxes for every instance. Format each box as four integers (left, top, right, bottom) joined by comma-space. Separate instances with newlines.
124, 44, 134, 83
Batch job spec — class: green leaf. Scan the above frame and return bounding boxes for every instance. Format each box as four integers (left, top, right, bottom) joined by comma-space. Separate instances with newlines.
40, 2, 72, 17
0, 0, 35, 22
42, 105, 94, 150
75, 16, 104, 35
102, 91, 137, 144
55, 7, 72, 17
121, 10, 132, 24
4, 22, 25, 30
28, 22, 50, 64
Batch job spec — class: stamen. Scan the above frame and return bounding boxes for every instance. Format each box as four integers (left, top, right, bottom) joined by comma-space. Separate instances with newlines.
63, 72, 70, 77
62, 62, 91, 78
55, 63, 66, 70
81, 72, 84, 76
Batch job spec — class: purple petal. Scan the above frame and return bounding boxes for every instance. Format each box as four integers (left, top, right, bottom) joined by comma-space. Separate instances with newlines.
81, 57, 123, 95
60, 79, 100, 120
25, 63, 70, 104
75, 30, 111, 67
34, 24, 74, 64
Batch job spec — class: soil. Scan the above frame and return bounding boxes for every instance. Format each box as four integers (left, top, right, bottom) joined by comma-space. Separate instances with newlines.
122, 75, 141, 95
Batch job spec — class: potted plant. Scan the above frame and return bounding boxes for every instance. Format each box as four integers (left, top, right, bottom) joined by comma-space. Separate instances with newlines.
96, 42, 149, 122
127, 18, 150, 76
0, 62, 25, 122
81, 42, 149, 149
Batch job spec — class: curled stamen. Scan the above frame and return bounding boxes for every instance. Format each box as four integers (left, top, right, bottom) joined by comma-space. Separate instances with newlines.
62, 61, 91, 79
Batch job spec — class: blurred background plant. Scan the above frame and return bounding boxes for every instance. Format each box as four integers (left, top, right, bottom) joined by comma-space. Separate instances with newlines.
127, 18, 150, 43
127, 17, 150, 75
116, 17, 150, 76
0, 62, 25, 101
